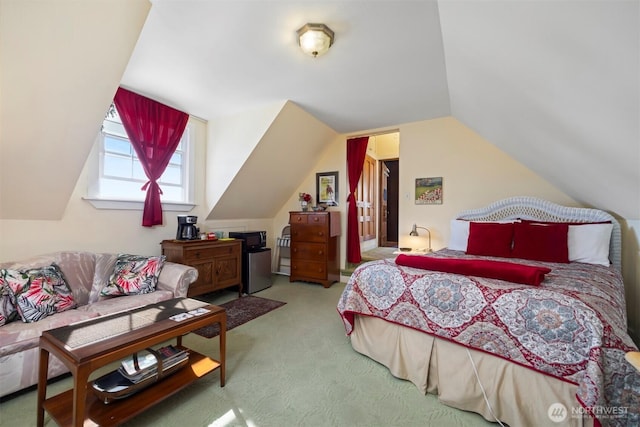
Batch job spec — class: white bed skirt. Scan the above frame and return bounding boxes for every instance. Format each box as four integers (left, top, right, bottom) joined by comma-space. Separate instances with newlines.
351, 315, 593, 427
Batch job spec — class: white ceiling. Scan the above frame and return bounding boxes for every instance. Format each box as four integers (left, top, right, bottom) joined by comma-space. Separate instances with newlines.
121, 0, 639, 219
122, 0, 451, 133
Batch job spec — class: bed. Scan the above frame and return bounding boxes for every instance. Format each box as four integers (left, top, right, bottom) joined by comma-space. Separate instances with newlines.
337, 197, 639, 427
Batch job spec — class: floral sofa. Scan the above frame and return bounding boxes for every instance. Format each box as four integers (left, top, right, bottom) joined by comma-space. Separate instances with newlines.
0, 251, 198, 398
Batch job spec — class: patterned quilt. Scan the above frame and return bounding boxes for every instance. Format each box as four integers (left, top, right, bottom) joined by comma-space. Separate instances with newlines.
337, 249, 640, 426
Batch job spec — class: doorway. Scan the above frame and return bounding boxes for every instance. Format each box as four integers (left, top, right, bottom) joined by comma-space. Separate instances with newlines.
379, 159, 399, 247
350, 132, 399, 253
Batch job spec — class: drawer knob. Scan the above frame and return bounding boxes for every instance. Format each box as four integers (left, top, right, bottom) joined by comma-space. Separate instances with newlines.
313, 217, 319, 222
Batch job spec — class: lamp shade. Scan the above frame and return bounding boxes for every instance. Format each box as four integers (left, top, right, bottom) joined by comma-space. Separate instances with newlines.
297, 23, 334, 57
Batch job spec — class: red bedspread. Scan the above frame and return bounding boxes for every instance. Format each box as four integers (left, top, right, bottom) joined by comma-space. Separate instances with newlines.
395, 253, 551, 286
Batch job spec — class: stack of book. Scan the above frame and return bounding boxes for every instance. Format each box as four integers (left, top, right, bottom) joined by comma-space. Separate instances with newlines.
92, 345, 189, 402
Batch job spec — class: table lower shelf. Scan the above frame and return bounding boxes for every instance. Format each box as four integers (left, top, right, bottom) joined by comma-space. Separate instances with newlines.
42, 350, 220, 427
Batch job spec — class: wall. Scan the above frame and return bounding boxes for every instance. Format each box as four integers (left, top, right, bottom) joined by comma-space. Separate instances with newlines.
0, 118, 271, 262
0, 0, 151, 221
274, 115, 576, 267
205, 102, 286, 212
397, 117, 578, 249
272, 133, 347, 271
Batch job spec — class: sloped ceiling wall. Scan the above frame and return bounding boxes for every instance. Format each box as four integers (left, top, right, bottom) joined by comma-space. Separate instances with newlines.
439, 1, 639, 219
0, 0, 151, 220
207, 101, 338, 219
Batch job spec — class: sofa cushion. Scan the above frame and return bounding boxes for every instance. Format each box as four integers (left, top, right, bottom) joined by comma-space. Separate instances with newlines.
50, 252, 96, 307
2, 264, 77, 323
0, 309, 99, 356
101, 254, 166, 297
89, 253, 118, 304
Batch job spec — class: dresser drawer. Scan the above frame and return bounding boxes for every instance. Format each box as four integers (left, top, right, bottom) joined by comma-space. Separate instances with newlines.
291, 260, 327, 280
291, 242, 327, 261
307, 214, 327, 225
291, 225, 329, 243
183, 243, 240, 262
290, 213, 308, 224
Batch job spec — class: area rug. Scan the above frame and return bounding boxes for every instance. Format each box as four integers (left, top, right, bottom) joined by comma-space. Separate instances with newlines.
191, 296, 286, 339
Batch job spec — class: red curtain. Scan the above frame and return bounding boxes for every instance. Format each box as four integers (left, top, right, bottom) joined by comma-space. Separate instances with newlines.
346, 137, 369, 263
113, 87, 189, 227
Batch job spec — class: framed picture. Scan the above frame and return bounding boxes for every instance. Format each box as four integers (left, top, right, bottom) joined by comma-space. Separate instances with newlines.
415, 177, 443, 204
316, 171, 339, 206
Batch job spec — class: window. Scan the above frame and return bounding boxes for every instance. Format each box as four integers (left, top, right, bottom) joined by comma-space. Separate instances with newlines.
86, 107, 194, 210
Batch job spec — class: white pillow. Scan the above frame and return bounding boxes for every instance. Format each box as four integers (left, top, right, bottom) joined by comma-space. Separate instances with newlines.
568, 223, 613, 266
448, 219, 470, 251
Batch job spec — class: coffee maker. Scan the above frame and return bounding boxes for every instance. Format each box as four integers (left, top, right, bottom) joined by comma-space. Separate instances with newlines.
176, 215, 199, 240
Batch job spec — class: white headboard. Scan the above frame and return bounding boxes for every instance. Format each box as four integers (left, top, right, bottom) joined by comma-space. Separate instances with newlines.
456, 196, 621, 271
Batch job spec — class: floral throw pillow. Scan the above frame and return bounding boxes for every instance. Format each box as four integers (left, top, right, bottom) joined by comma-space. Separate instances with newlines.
2, 264, 77, 323
101, 254, 166, 297
0, 275, 19, 326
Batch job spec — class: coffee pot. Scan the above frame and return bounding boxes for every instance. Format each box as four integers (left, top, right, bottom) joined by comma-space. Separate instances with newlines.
176, 215, 199, 240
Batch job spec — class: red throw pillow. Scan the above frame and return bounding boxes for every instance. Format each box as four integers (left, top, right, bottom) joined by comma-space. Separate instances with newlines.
466, 222, 514, 258
512, 222, 569, 263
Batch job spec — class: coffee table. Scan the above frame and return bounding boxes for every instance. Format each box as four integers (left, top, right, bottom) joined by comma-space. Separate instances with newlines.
36, 298, 226, 427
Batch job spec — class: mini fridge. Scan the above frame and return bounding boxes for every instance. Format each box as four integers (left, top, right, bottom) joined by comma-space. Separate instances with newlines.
244, 248, 272, 294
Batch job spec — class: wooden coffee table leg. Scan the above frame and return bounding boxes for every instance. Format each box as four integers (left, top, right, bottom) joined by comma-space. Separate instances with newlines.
36, 347, 50, 427
219, 312, 226, 387
72, 366, 91, 427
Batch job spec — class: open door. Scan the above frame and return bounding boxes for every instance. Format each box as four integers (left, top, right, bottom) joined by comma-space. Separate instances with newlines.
357, 154, 376, 242
379, 159, 399, 247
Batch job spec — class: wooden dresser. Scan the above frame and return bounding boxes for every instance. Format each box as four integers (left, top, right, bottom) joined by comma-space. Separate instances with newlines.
161, 239, 242, 297
289, 211, 340, 288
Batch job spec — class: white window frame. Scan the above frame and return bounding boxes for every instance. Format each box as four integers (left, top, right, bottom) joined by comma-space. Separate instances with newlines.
85, 116, 195, 212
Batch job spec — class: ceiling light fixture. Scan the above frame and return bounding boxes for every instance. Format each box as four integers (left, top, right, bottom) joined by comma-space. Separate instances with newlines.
297, 23, 334, 57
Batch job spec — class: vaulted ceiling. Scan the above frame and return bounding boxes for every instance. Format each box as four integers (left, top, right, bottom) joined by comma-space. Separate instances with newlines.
1, 1, 638, 220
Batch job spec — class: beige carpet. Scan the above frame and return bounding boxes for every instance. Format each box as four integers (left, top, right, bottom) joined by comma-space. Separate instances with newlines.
0, 276, 494, 427
341, 246, 397, 276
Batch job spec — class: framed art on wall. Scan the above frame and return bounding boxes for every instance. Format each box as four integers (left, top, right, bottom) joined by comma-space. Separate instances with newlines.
316, 171, 338, 206
415, 177, 443, 204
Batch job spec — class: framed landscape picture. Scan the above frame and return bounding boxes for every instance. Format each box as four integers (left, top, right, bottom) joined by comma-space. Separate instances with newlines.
316, 171, 338, 206
415, 177, 443, 204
